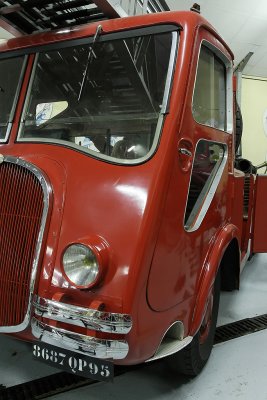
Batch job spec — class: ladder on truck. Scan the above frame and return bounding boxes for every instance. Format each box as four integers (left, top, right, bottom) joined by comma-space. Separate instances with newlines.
0, 0, 170, 35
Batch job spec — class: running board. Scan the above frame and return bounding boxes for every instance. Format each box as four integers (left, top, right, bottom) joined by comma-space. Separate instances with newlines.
146, 336, 193, 362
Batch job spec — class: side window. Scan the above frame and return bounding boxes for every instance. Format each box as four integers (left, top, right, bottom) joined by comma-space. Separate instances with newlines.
184, 140, 227, 231
0, 56, 25, 141
193, 45, 226, 131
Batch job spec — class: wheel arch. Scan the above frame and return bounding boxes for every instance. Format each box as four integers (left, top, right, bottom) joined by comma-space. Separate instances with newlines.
189, 224, 240, 336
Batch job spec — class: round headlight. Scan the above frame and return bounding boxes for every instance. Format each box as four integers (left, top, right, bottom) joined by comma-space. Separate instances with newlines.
62, 244, 100, 288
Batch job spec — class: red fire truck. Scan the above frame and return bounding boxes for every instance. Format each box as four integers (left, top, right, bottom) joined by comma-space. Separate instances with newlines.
0, 1, 265, 381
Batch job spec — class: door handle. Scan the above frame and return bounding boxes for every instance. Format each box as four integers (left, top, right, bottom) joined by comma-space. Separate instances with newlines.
178, 139, 193, 172
178, 148, 192, 157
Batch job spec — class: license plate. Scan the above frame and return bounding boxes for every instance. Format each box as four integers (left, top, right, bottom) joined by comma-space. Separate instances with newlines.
32, 342, 114, 382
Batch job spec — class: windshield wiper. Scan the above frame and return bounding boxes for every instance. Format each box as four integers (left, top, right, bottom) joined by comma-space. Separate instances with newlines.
78, 24, 102, 102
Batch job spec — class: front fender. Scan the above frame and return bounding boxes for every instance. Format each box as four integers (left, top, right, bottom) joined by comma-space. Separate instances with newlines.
189, 223, 240, 336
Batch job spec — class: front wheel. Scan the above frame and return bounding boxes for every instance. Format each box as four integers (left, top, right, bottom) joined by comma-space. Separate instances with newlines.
169, 270, 220, 376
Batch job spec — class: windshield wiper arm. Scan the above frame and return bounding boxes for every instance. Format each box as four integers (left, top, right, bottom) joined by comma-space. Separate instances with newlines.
78, 24, 102, 102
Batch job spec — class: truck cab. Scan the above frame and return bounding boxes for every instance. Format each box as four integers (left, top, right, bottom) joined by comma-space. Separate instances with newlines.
0, 8, 264, 380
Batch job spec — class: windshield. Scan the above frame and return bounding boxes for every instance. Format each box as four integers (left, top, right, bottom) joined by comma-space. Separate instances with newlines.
0, 56, 25, 141
19, 29, 176, 163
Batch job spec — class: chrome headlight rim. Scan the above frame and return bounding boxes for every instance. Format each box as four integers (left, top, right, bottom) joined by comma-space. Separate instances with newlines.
62, 242, 104, 289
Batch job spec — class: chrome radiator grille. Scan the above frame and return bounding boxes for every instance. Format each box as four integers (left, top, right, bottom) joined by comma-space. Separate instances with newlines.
0, 158, 46, 329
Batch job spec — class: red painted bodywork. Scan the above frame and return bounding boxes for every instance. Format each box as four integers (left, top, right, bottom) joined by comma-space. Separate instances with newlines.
252, 175, 267, 252
0, 10, 264, 365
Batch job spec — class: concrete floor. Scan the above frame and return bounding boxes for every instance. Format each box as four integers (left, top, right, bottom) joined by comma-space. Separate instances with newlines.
1, 253, 267, 399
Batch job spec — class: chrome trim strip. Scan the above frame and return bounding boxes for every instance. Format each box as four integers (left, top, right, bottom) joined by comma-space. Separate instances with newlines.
185, 140, 228, 232
31, 317, 129, 360
33, 296, 132, 334
4, 122, 12, 142
0, 156, 51, 333
161, 31, 178, 114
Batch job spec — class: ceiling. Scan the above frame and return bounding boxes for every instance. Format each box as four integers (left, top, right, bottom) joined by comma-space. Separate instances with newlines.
0, 0, 168, 35
166, 0, 267, 77
0, 0, 267, 77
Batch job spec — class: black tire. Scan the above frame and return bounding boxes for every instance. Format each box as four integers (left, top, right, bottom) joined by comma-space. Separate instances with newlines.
169, 270, 221, 376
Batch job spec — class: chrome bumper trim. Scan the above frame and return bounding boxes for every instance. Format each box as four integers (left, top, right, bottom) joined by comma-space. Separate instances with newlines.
31, 317, 129, 360
33, 296, 132, 334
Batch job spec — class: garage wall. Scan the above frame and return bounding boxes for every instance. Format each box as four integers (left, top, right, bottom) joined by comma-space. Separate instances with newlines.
241, 76, 267, 166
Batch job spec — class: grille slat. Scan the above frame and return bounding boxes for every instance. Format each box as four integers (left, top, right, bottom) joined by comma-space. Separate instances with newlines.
0, 161, 44, 327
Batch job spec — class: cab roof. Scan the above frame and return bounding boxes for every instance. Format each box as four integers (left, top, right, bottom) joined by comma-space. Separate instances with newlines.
0, 11, 234, 60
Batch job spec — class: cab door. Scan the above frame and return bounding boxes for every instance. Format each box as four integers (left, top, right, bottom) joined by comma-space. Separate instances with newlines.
147, 33, 234, 312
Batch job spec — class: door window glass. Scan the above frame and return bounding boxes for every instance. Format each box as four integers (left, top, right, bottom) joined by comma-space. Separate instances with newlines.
193, 45, 226, 131
184, 140, 227, 231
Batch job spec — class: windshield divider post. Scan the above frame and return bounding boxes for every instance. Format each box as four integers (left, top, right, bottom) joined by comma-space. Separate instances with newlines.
78, 24, 103, 102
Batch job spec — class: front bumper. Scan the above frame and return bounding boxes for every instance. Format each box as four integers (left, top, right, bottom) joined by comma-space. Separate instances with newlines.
32, 296, 132, 360
33, 296, 132, 334
32, 317, 129, 359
